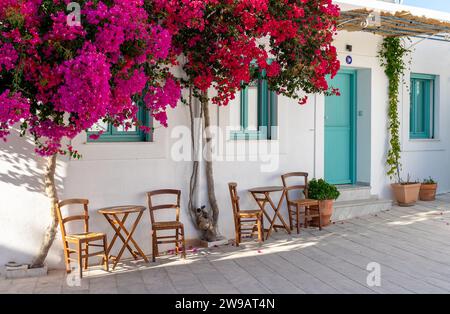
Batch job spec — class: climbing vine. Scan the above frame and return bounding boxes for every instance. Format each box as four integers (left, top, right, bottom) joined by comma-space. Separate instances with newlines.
378, 37, 410, 182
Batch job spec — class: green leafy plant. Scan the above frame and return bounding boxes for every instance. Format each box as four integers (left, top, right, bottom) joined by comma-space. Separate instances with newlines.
400, 174, 419, 185
378, 37, 410, 183
308, 179, 340, 201
422, 177, 437, 185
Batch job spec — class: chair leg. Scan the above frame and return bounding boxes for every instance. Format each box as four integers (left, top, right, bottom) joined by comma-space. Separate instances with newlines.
296, 204, 300, 234
84, 243, 89, 270
260, 215, 265, 242
152, 229, 158, 262
235, 219, 240, 247
175, 228, 179, 255
238, 225, 242, 245
181, 226, 186, 259
304, 206, 309, 228
287, 206, 293, 231
63, 241, 71, 274
77, 241, 83, 279
257, 216, 263, 243
103, 236, 109, 272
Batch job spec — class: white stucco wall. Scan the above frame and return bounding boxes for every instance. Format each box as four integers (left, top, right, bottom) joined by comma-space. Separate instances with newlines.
399, 38, 450, 193
1, 28, 450, 270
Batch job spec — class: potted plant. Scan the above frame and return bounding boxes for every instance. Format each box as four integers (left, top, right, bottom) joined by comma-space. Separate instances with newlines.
419, 177, 438, 201
308, 179, 340, 227
391, 174, 421, 207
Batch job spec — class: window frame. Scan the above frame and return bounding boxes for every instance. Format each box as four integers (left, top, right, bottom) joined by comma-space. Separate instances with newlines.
87, 104, 153, 143
409, 73, 435, 140
230, 69, 278, 140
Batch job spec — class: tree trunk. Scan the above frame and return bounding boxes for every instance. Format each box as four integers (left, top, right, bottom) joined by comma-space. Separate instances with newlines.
201, 95, 220, 229
188, 90, 201, 219
31, 154, 59, 268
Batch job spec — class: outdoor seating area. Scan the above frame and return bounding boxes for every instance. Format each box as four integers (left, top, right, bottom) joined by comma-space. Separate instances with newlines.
56, 172, 330, 278
2, 195, 450, 294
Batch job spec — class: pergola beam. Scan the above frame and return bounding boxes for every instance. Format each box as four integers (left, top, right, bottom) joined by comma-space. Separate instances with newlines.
338, 9, 450, 40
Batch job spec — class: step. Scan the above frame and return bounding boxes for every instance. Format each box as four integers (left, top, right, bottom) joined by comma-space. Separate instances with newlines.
337, 185, 372, 202
331, 198, 392, 222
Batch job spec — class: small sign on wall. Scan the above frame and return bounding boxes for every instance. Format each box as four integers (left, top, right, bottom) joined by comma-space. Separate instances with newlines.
346, 55, 353, 65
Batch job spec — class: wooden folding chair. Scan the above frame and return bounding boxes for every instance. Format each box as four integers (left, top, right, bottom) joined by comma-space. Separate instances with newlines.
228, 183, 263, 246
147, 189, 186, 262
281, 172, 321, 233
56, 199, 108, 278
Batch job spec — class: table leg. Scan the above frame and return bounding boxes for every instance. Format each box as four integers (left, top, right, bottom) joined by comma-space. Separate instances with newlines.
251, 192, 278, 232
112, 213, 140, 260
264, 192, 290, 240
114, 211, 149, 263
104, 213, 137, 260
271, 190, 291, 234
263, 193, 277, 239
112, 211, 148, 269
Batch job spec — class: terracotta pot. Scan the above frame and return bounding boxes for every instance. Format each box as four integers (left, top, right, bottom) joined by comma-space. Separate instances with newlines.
391, 183, 421, 207
310, 200, 334, 227
419, 183, 437, 201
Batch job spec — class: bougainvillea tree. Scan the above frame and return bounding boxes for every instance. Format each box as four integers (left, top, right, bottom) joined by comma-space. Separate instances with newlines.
0, 0, 180, 267
149, 0, 341, 241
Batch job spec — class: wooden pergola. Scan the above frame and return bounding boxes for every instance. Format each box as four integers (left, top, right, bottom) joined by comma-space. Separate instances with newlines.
338, 9, 450, 41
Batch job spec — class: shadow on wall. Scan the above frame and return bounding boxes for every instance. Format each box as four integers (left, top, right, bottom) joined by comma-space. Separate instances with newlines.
0, 130, 66, 269
0, 130, 64, 193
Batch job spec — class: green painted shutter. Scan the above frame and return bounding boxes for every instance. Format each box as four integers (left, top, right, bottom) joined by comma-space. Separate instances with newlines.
410, 74, 434, 139
231, 68, 277, 140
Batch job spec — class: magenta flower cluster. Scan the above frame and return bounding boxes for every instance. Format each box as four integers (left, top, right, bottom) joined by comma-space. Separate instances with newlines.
0, 90, 29, 139
0, 0, 180, 156
0, 42, 18, 71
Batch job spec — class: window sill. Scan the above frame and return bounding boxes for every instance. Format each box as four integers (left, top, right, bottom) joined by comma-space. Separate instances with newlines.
403, 138, 445, 153
408, 138, 440, 143
70, 132, 167, 161
227, 138, 279, 143
83, 141, 154, 145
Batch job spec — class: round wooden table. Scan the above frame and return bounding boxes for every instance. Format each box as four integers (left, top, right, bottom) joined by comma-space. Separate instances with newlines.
98, 205, 149, 269
248, 186, 291, 240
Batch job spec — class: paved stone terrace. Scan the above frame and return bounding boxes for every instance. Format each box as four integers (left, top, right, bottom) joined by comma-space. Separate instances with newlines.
2, 194, 450, 294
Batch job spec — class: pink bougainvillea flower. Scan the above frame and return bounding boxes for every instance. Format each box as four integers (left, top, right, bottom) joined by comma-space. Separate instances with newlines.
0, 42, 18, 71
154, 0, 340, 107
0, 0, 180, 156
0, 90, 30, 140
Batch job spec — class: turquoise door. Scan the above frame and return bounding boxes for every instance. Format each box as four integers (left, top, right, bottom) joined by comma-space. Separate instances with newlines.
325, 70, 356, 185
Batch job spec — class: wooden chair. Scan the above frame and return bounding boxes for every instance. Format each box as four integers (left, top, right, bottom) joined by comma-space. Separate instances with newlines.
281, 172, 322, 233
147, 189, 186, 262
228, 183, 263, 246
56, 199, 108, 278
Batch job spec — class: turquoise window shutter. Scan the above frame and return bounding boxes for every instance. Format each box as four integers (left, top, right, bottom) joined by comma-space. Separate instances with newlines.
410, 73, 435, 139
231, 68, 278, 140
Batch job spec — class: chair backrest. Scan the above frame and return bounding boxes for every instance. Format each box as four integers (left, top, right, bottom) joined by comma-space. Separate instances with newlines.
281, 172, 310, 204
228, 183, 240, 219
146, 189, 181, 224
56, 199, 90, 239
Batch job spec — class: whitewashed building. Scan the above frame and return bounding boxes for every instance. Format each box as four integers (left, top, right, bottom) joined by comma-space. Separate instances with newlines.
1, 0, 450, 270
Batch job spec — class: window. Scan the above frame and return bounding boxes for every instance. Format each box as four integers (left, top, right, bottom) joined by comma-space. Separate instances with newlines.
231, 69, 277, 140
87, 103, 152, 142
410, 73, 435, 139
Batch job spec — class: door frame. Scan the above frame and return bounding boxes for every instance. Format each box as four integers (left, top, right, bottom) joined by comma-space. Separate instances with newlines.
325, 68, 357, 185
